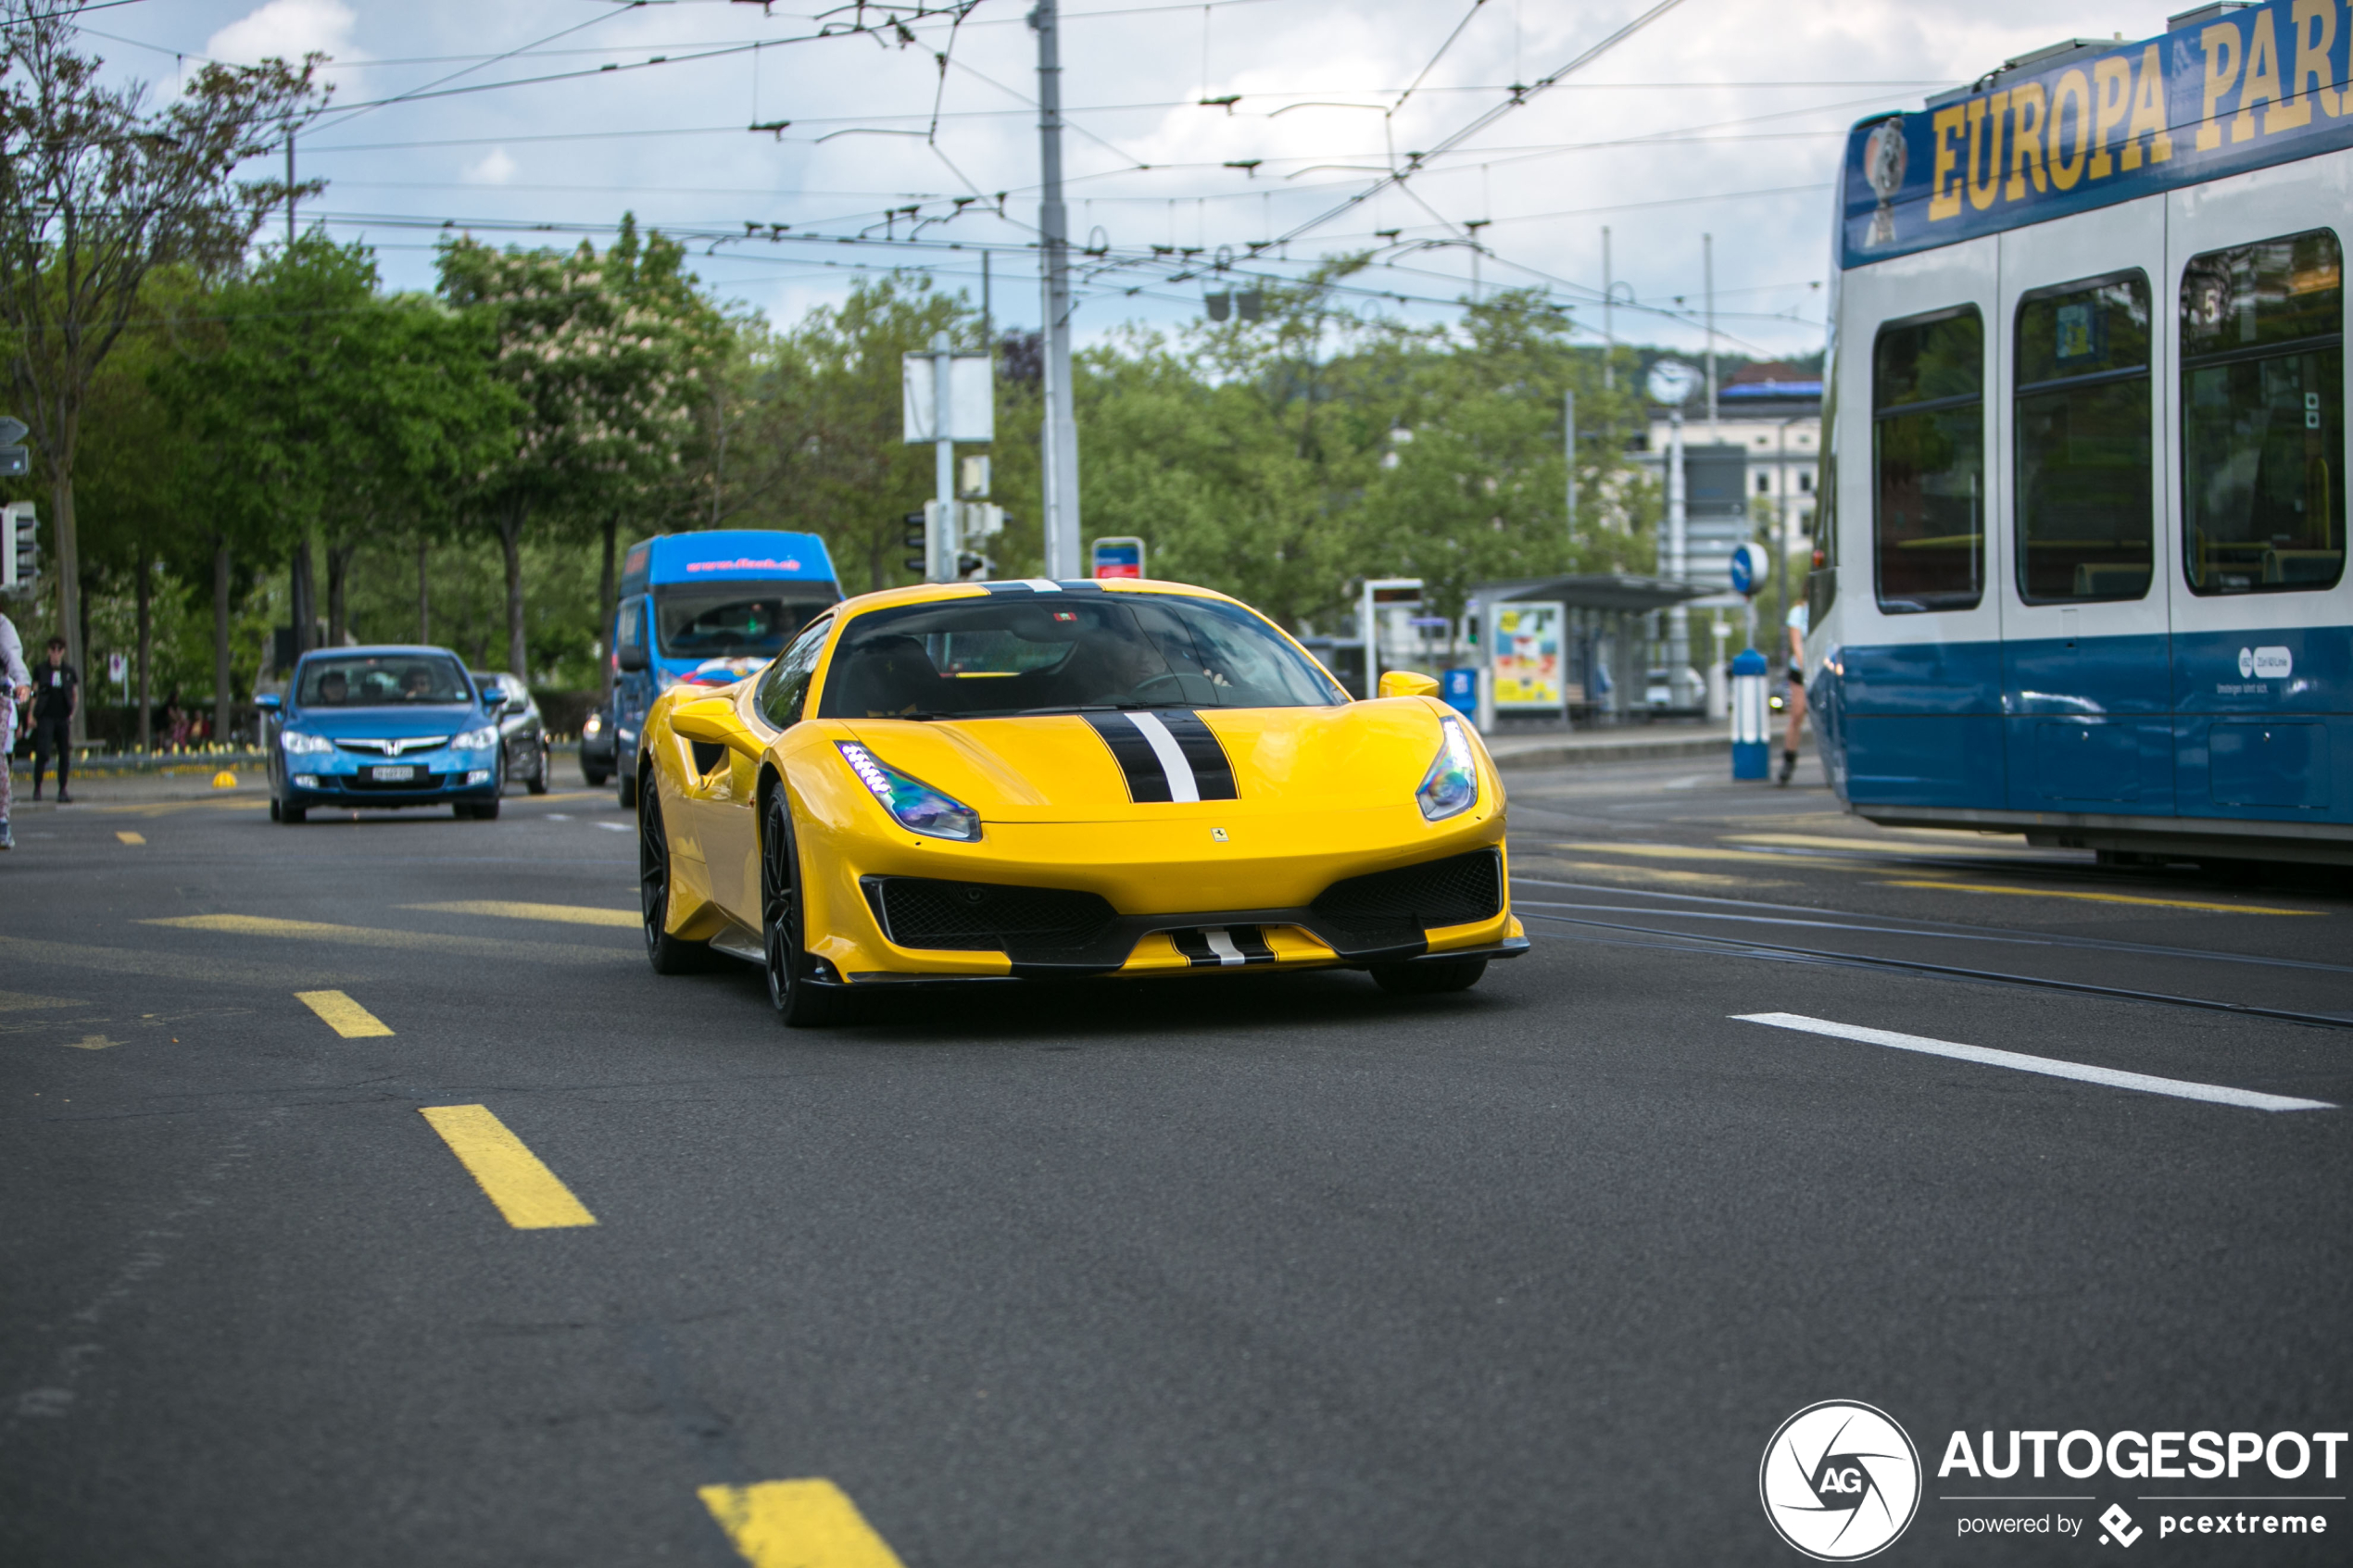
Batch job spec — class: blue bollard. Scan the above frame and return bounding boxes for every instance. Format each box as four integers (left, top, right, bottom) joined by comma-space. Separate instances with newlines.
1731, 647, 1769, 780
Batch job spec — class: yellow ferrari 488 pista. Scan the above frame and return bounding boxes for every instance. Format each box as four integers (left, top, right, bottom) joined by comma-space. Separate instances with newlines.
634, 577, 1525, 1024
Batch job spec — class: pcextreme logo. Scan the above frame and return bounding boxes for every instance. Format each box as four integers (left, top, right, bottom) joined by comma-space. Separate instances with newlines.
1761, 1400, 1923, 1561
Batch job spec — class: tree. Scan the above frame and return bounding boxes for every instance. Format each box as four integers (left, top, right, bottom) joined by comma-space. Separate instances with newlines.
438, 218, 703, 675
0, 0, 322, 737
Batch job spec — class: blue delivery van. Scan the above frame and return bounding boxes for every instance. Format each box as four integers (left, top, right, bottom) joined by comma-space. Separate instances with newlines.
608, 531, 841, 807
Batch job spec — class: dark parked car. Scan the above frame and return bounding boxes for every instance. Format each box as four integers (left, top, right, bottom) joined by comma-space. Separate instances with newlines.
472, 671, 551, 796
579, 699, 615, 786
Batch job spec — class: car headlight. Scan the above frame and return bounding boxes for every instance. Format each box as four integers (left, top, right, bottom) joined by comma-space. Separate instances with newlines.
280, 729, 333, 755
837, 742, 982, 842
583, 710, 604, 737
1416, 716, 1479, 822
453, 724, 499, 750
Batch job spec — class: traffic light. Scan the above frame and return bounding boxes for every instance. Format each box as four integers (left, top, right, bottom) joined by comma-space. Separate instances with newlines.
900, 509, 927, 575
1, 501, 34, 590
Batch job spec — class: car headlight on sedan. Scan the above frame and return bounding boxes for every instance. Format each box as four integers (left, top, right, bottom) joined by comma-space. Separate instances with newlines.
280, 729, 333, 755
453, 723, 500, 751
837, 742, 982, 842
1416, 716, 1480, 822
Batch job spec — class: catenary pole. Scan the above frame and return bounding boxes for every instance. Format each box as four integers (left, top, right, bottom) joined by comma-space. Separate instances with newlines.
1033, 0, 1081, 579
1601, 225, 1614, 391
1564, 388, 1576, 545
931, 332, 956, 583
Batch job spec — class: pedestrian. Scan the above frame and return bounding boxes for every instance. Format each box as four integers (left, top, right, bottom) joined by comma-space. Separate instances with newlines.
0, 610, 26, 848
1778, 598, 1808, 786
29, 633, 77, 804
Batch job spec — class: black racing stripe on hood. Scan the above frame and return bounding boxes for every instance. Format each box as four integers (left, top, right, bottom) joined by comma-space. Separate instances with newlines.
1152, 710, 1238, 801
1082, 710, 1173, 801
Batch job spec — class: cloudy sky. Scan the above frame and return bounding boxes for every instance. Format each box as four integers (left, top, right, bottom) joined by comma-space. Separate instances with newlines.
97, 0, 2180, 358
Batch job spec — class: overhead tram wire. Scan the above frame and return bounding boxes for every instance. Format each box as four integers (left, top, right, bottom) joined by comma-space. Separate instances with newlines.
1278, 0, 1691, 246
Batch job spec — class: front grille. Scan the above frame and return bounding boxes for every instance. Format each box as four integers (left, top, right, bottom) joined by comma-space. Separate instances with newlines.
865, 877, 1116, 953
1312, 848, 1502, 943
334, 737, 449, 757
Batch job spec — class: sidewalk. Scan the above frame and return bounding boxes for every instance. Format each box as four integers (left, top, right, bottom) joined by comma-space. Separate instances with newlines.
1481, 720, 1730, 770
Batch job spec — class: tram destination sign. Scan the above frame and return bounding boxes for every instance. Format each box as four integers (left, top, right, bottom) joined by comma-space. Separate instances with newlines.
1842, 0, 2353, 268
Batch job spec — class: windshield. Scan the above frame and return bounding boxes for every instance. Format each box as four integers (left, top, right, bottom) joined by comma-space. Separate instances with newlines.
298, 654, 472, 708
819, 593, 1345, 720
654, 585, 832, 659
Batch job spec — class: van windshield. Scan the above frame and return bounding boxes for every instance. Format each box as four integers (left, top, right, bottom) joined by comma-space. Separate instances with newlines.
655, 585, 832, 659
820, 593, 1344, 720
299, 655, 472, 707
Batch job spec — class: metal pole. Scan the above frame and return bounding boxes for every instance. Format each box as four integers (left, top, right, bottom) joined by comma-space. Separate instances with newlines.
931, 332, 956, 583
1667, 410, 1689, 705
1601, 225, 1614, 391
1033, 0, 1081, 580
1564, 388, 1577, 548
981, 249, 992, 342
286, 129, 296, 246
1703, 232, 1718, 439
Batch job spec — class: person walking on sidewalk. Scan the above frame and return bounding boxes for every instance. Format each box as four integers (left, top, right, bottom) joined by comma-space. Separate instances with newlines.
30, 634, 77, 804
1778, 599, 1808, 786
0, 612, 27, 848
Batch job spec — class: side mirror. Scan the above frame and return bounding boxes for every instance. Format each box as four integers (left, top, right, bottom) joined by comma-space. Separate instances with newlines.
254, 694, 282, 712
617, 645, 650, 673
670, 696, 753, 750
1378, 670, 1441, 699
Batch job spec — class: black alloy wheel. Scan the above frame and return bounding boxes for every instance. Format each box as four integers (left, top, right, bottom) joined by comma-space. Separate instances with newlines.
761, 785, 845, 1026
1370, 956, 1487, 995
526, 737, 550, 796
638, 769, 707, 973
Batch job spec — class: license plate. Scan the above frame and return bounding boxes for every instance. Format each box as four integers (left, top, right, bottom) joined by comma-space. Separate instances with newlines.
371, 765, 415, 782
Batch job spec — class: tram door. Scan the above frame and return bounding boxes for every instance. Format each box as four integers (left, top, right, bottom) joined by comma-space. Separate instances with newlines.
2165, 166, 2352, 826
1996, 200, 2176, 814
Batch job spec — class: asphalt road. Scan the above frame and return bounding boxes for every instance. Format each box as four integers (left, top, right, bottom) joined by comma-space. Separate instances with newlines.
3, 752, 2348, 1566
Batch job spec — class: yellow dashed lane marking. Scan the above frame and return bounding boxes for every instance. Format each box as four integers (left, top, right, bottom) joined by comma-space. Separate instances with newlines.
402, 899, 637, 928
1879, 881, 2321, 915
699, 1480, 905, 1568
115, 831, 145, 845
296, 989, 394, 1037
0, 989, 82, 1012
418, 1105, 598, 1230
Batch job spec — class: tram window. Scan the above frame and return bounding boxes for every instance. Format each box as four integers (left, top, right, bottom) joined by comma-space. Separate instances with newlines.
2014, 272, 2154, 603
1872, 307, 1983, 612
2180, 230, 2345, 596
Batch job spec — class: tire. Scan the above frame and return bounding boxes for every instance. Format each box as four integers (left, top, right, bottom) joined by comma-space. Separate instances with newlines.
269, 797, 281, 822
582, 764, 610, 787
1370, 956, 1487, 995
639, 771, 709, 974
761, 784, 850, 1026
526, 742, 550, 796
617, 770, 637, 810
472, 798, 501, 822
279, 802, 306, 825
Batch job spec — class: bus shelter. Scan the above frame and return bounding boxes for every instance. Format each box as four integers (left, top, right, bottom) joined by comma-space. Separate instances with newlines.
1466, 574, 1711, 727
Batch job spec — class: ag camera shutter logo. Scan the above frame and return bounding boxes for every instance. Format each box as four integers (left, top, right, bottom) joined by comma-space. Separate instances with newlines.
1760, 1400, 1921, 1561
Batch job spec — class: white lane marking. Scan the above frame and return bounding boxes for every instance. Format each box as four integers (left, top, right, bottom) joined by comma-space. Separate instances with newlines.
1733, 1012, 2335, 1113
547, 813, 572, 821
1126, 711, 1200, 803
1202, 927, 1246, 967
1021, 577, 1063, 593
596, 822, 631, 833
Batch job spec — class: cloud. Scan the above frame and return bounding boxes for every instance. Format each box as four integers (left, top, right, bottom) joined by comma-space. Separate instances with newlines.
205, 0, 362, 68
464, 149, 518, 186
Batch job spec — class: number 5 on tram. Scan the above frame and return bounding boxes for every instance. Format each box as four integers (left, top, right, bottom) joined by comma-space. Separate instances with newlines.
1809, 2, 2351, 866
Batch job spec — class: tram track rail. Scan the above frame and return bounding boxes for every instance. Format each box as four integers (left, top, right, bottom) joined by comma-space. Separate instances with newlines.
1508, 875, 2353, 1031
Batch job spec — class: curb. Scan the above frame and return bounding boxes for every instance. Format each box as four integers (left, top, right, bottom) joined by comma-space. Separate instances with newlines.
1488, 734, 1731, 770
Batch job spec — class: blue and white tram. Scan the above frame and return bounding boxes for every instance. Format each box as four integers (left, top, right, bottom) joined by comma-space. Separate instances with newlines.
1809, 1, 2352, 865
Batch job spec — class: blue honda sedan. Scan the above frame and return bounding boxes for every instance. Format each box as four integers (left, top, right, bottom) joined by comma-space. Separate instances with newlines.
258, 647, 509, 822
